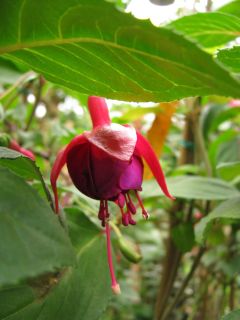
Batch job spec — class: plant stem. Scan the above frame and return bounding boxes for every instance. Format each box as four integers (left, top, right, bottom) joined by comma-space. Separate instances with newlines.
25, 75, 44, 131
229, 279, 235, 310
192, 98, 212, 177
162, 247, 205, 320
154, 203, 183, 320
0, 71, 36, 100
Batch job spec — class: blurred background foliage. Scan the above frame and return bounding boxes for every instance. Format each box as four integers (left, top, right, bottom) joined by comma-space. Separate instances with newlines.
1, 65, 239, 320
0, 0, 240, 320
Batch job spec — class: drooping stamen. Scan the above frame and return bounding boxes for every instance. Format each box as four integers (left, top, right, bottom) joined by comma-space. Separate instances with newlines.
104, 200, 110, 218
117, 193, 125, 208
98, 200, 105, 221
105, 222, 121, 295
120, 206, 129, 227
98, 200, 109, 227
126, 192, 137, 215
135, 190, 149, 219
127, 211, 136, 225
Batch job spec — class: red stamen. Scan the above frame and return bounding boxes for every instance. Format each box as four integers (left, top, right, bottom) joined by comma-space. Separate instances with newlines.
98, 200, 105, 221
126, 192, 137, 214
119, 206, 128, 227
118, 193, 125, 208
122, 213, 129, 226
105, 222, 121, 295
104, 200, 110, 218
135, 190, 149, 219
128, 212, 136, 225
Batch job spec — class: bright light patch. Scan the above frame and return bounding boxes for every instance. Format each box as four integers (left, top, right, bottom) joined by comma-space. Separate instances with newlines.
143, 113, 155, 131
27, 94, 36, 104
35, 103, 47, 118
127, 0, 232, 25
58, 96, 84, 116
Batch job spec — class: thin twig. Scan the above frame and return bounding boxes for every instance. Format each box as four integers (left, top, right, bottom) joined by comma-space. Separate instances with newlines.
229, 279, 235, 310
162, 247, 205, 320
155, 203, 184, 320
192, 98, 212, 177
25, 75, 44, 131
0, 71, 36, 100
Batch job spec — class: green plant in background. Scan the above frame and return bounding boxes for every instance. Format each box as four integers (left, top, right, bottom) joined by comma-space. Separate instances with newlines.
0, 0, 239, 320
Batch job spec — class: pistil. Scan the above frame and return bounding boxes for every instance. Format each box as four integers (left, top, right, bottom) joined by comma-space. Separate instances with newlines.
105, 221, 121, 295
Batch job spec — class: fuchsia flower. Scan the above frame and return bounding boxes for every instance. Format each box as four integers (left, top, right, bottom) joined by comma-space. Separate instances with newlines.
51, 96, 174, 294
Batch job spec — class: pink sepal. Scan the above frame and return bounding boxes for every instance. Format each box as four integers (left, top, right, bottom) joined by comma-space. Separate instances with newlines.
135, 131, 175, 200
50, 135, 87, 213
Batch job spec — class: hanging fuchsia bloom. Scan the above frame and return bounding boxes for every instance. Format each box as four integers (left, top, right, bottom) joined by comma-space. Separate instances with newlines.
9, 140, 35, 160
51, 96, 174, 294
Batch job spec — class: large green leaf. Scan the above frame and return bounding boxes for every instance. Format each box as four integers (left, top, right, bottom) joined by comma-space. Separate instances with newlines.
0, 57, 23, 84
0, 167, 75, 287
0, 147, 53, 207
218, 0, 240, 18
195, 197, 240, 244
217, 46, 240, 74
217, 161, 240, 181
142, 176, 240, 200
0, 210, 112, 320
0, 147, 40, 180
222, 310, 240, 320
168, 12, 240, 48
0, 0, 240, 101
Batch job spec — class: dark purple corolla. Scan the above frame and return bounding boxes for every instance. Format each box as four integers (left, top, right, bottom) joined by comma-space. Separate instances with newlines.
51, 96, 174, 294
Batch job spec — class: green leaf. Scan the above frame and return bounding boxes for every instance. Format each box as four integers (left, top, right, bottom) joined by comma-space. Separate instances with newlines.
0, 0, 240, 101
143, 176, 240, 200
218, 0, 240, 18
217, 47, 240, 74
200, 103, 227, 139
64, 207, 99, 250
0, 210, 112, 320
222, 310, 240, 320
0, 57, 23, 84
210, 107, 240, 132
0, 285, 36, 319
168, 12, 240, 48
195, 197, 240, 244
0, 147, 53, 207
208, 130, 238, 168
172, 222, 195, 253
217, 161, 240, 181
216, 135, 240, 165
0, 167, 75, 287
0, 147, 40, 180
